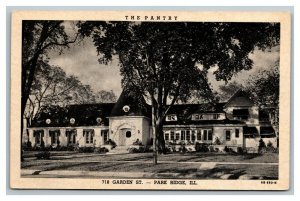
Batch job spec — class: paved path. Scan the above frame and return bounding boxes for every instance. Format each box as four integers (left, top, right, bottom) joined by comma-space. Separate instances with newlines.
21, 169, 181, 178
35, 159, 278, 166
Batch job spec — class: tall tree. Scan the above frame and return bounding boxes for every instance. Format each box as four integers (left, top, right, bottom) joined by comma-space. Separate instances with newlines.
94, 90, 117, 103
21, 21, 79, 160
25, 61, 96, 127
22, 20, 78, 124
79, 21, 279, 164
217, 81, 243, 102
245, 61, 280, 132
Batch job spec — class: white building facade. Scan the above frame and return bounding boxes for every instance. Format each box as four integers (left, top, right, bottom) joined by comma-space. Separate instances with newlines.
26, 90, 278, 150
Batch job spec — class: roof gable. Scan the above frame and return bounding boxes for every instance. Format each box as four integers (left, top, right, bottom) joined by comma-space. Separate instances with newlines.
224, 89, 254, 107
110, 90, 151, 117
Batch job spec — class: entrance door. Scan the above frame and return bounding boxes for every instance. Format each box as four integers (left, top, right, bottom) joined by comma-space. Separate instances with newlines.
119, 129, 131, 146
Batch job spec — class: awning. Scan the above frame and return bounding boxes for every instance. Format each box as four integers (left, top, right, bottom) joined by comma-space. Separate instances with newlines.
260, 126, 276, 138
243, 126, 258, 135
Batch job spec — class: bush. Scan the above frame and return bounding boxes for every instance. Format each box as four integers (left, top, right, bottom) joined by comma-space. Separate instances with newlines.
104, 139, 117, 148
214, 137, 221, 145
208, 145, 215, 152
78, 147, 95, 153
265, 141, 278, 153
94, 147, 109, 153
237, 147, 244, 154
128, 147, 144, 153
133, 139, 143, 146
195, 143, 209, 152
224, 146, 231, 153
35, 151, 51, 160
22, 141, 33, 151
55, 145, 77, 151
27, 141, 32, 148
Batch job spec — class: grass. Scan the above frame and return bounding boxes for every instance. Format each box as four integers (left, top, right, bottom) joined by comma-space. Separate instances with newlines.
21, 151, 279, 179
23, 151, 279, 163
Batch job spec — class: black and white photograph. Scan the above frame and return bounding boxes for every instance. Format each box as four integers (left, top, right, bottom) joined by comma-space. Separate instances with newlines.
10, 11, 291, 190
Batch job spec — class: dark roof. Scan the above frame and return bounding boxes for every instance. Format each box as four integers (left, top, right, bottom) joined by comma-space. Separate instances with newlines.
110, 90, 151, 117
31, 103, 115, 127
224, 89, 254, 107
243, 126, 259, 135
162, 102, 236, 126
260, 126, 275, 135
233, 109, 249, 116
163, 118, 244, 126
166, 102, 226, 115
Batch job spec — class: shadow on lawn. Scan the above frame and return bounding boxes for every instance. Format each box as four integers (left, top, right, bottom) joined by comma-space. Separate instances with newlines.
154, 166, 246, 179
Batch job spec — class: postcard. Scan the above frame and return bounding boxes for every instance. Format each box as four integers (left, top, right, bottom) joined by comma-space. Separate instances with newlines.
10, 10, 291, 190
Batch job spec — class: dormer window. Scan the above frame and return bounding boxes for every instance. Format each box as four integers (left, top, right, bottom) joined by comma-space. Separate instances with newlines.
232, 109, 249, 120
213, 114, 220, 120
166, 114, 177, 121
192, 113, 223, 120
192, 114, 203, 120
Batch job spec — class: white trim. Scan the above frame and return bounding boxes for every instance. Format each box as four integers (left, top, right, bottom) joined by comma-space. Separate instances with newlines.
29, 126, 109, 130
163, 124, 244, 128
108, 116, 151, 120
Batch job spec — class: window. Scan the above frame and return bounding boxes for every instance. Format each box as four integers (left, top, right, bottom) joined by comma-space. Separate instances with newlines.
102, 130, 109, 142
66, 129, 76, 144
166, 115, 177, 121
186, 130, 190, 141
235, 129, 240, 138
192, 114, 203, 120
203, 130, 207, 141
233, 109, 249, 120
213, 114, 220, 120
225, 130, 231, 141
49, 130, 60, 145
203, 129, 212, 141
170, 131, 175, 140
175, 133, 180, 140
181, 130, 185, 140
34, 130, 44, 145
208, 130, 212, 141
126, 131, 131, 138
197, 130, 201, 140
164, 133, 169, 141
84, 129, 94, 144
191, 130, 196, 141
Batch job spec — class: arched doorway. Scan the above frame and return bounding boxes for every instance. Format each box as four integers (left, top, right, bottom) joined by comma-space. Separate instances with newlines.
119, 128, 132, 146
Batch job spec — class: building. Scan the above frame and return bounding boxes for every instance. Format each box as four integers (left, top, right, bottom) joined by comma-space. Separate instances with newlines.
26, 89, 278, 151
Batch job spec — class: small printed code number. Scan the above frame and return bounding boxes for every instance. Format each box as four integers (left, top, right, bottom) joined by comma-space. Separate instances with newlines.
261, 181, 277, 184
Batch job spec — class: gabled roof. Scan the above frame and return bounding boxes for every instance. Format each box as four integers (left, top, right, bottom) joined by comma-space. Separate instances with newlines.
163, 102, 243, 126
110, 90, 151, 117
165, 102, 226, 116
224, 89, 254, 108
31, 103, 115, 127
163, 118, 244, 126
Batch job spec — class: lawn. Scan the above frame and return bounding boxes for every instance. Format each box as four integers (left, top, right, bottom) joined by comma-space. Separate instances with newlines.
21, 151, 278, 179
23, 151, 279, 163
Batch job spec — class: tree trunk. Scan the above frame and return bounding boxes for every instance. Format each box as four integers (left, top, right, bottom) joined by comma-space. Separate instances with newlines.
157, 123, 166, 154
152, 106, 158, 164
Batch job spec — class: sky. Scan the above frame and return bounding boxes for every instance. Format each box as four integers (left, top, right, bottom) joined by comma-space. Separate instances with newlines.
48, 23, 280, 98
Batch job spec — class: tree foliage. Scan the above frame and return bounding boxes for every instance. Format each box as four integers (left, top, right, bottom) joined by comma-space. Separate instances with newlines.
22, 20, 79, 119
217, 81, 243, 102
25, 61, 117, 126
245, 60, 279, 107
94, 90, 117, 103
78, 21, 280, 163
